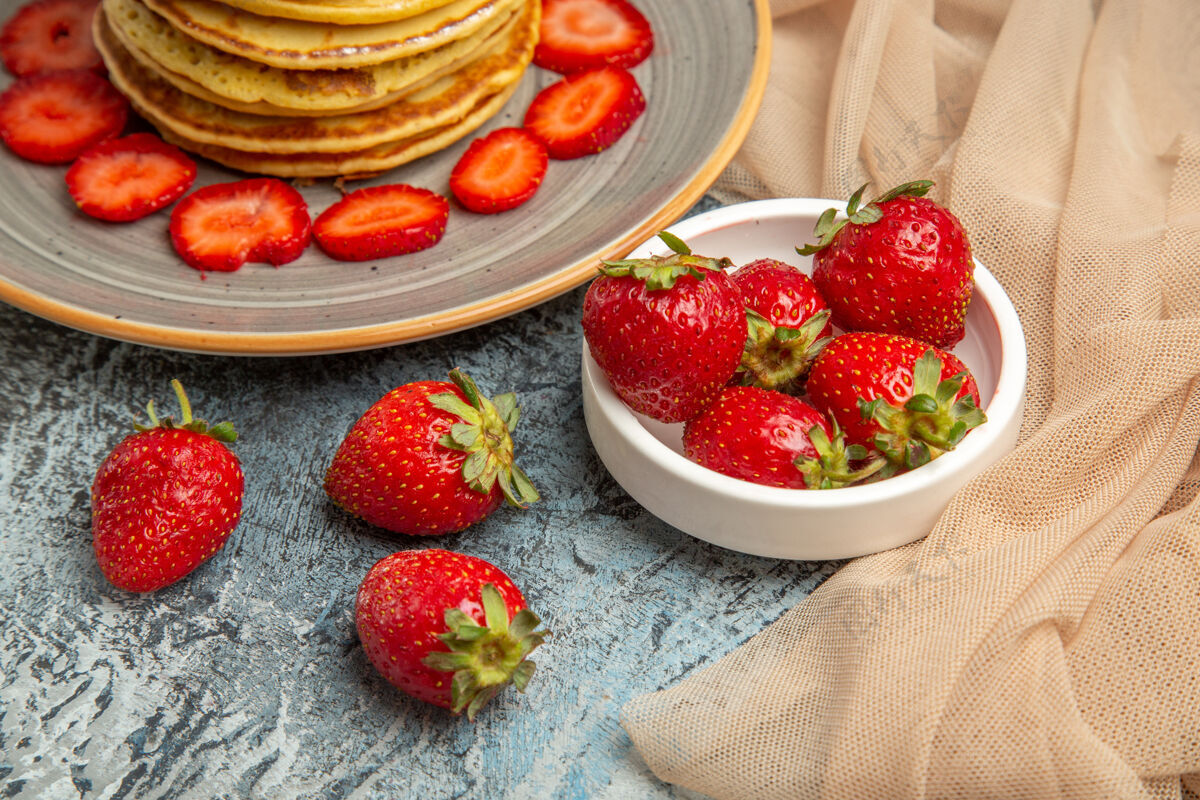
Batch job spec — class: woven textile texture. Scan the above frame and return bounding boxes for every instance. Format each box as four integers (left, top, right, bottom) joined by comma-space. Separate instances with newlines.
620, 0, 1200, 797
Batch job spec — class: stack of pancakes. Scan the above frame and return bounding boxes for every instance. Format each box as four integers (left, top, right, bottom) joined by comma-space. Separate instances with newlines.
93, 0, 539, 177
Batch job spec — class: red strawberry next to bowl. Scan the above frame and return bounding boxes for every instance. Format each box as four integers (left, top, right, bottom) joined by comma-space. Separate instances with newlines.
356, 549, 548, 720
324, 368, 539, 536
582, 232, 745, 424
806, 331, 987, 474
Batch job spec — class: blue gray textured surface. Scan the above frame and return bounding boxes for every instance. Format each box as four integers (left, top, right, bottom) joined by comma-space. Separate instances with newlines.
0, 199, 838, 799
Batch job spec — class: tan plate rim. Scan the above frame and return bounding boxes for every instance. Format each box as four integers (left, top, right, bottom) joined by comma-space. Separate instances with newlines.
0, 0, 772, 356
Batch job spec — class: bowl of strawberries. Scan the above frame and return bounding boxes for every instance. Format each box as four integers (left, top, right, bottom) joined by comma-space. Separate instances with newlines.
580, 186, 1027, 560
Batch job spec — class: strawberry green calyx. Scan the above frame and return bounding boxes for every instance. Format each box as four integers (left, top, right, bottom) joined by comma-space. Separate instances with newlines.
423, 583, 549, 720
797, 180, 935, 256
795, 422, 886, 489
133, 379, 237, 442
737, 308, 832, 395
858, 350, 987, 470
600, 231, 733, 291
430, 369, 540, 508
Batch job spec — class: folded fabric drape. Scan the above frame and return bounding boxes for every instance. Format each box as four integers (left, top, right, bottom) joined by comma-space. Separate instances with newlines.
621, 0, 1200, 797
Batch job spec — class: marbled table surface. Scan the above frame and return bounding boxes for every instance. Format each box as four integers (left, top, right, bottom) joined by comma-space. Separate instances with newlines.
0, 200, 838, 799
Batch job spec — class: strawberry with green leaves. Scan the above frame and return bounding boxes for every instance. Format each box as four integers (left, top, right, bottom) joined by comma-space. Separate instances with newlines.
582, 232, 745, 423
683, 385, 883, 489
799, 180, 974, 348
730, 257, 833, 395
807, 332, 986, 473
324, 369, 539, 536
91, 380, 243, 592
356, 548, 548, 720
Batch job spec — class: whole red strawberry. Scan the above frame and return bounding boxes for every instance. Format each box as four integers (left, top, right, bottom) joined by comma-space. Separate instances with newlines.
356, 549, 548, 719
806, 332, 986, 473
730, 258, 833, 395
683, 385, 882, 489
582, 232, 745, 423
324, 369, 539, 536
91, 380, 243, 592
799, 181, 974, 348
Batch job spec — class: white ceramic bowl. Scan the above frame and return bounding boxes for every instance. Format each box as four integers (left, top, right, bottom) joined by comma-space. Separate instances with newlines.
580, 197, 1027, 560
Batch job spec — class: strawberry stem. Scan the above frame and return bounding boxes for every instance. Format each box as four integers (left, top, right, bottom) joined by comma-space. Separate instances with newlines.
857, 350, 985, 470
600, 232, 733, 290
737, 309, 832, 395
132, 380, 237, 443
797, 180, 936, 256
433, 370, 540, 508
795, 422, 886, 489
423, 583, 548, 720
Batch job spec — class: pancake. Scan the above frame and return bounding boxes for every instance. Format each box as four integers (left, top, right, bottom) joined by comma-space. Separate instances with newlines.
104, 0, 522, 115
155, 83, 520, 177
95, 0, 537, 170
140, 0, 514, 68
204, 0, 457, 25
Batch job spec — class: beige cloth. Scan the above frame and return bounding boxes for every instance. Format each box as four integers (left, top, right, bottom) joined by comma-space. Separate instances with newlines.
620, 0, 1200, 797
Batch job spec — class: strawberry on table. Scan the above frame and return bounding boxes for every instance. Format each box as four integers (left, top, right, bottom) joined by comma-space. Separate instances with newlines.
66, 133, 196, 222
324, 368, 539, 536
169, 177, 311, 271
356, 549, 548, 720
523, 65, 645, 160
534, 0, 654, 74
314, 184, 448, 261
449, 127, 547, 214
799, 181, 975, 348
806, 331, 987, 473
0, 70, 126, 164
91, 380, 243, 593
1, 0, 102, 77
582, 232, 745, 423
731, 257, 833, 395
683, 385, 883, 489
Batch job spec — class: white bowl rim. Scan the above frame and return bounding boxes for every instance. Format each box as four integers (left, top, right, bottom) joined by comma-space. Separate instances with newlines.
582, 196, 1028, 510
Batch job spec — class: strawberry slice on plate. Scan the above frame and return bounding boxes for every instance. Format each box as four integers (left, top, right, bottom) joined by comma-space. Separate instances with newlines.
534, 0, 654, 74
169, 178, 312, 272
66, 133, 196, 222
314, 184, 449, 261
450, 127, 547, 214
0, 69, 127, 163
1, 0, 102, 77
523, 65, 645, 160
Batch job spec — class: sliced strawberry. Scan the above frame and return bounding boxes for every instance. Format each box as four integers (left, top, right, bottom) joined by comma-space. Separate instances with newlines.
0, 70, 127, 164
1, 0, 102, 77
314, 184, 449, 261
524, 66, 645, 160
449, 127, 548, 214
169, 178, 312, 272
66, 133, 196, 222
534, 0, 653, 74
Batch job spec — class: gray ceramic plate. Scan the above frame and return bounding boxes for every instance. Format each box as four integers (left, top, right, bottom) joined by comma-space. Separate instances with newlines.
0, 0, 770, 355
